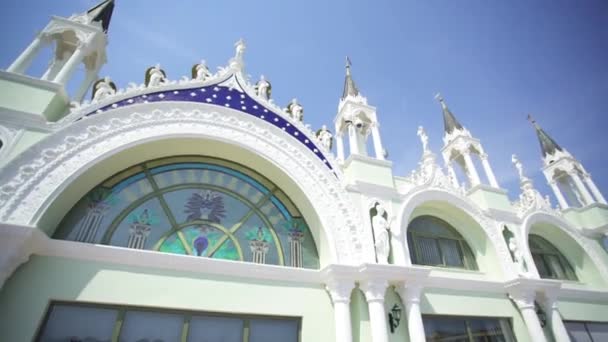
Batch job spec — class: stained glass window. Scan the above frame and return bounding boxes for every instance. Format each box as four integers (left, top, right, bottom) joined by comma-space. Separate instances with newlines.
55, 157, 319, 269
529, 234, 577, 281
407, 215, 478, 270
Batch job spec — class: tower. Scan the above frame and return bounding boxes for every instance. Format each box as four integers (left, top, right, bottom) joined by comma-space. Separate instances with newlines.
2, 0, 114, 121
436, 94, 500, 190
529, 116, 606, 210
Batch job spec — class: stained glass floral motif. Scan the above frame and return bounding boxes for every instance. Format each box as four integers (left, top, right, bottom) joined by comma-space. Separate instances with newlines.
56, 157, 319, 269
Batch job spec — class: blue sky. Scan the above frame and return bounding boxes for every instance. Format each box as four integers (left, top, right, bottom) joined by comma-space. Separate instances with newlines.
1, 0, 607, 202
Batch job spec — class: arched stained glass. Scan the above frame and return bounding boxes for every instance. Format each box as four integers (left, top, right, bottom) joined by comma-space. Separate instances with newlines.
529, 234, 577, 281
55, 157, 320, 269
407, 215, 478, 270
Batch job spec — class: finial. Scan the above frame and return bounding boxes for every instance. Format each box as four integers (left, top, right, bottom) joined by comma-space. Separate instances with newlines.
345, 56, 352, 75
417, 126, 430, 153
434, 92, 443, 102
511, 154, 527, 181
527, 114, 540, 129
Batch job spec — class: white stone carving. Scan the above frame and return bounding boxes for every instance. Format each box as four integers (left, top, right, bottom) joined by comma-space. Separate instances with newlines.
92, 76, 116, 102
316, 125, 333, 152
417, 126, 429, 154
286, 98, 303, 122
146, 64, 167, 87
508, 237, 530, 277
0, 104, 371, 265
370, 201, 392, 264
193, 60, 210, 81
255, 75, 271, 101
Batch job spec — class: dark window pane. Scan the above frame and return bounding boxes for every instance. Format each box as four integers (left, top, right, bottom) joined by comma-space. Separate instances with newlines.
38, 305, 117, 342
532, 253, 550, 278
423, 317, 468, 342
249, 319, 298, 342
439, 239, 464, 267
468, 318, 506, 342
119, 310, 183, 342
417, 237, 442, 265
587, 322, 608, 342
187, 315, 243, 342
564, 322, 593, 342
544, 254, 566, 279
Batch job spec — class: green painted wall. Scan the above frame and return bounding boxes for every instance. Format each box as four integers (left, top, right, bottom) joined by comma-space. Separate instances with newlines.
0, 78, 67, 121
467, 187, 513, 213
559, 299, 608, 322
0, 256, 335, 341
350, 288, 372, 342
563, 205, 608, 230
344, 157, 395, 189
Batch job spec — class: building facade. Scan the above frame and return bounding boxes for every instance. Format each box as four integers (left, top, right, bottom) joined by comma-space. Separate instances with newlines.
1, 1, 608, 341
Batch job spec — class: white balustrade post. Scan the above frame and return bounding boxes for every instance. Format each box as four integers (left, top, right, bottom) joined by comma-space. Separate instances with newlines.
326, 280, 355, 342
371, 123, 385, 160
348, 124, 359, 156
41, 56, 67, 81
74, 70, 98, 102
509, 290, 547, 342
570, 171, 594, 206
446, 162, 460, 188
397, 285, 426, 342
7, 34, 45, 74
360, 280, 389, 342
480, 153, 500, 188
53, 43, 88, 85
541, 293, 571, 342
336, 133, 345, 162
584, 175, 607, 205
549, 181, 570, 210
462, 151, 481, 186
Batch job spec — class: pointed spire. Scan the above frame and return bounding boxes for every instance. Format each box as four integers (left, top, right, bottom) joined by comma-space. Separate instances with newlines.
435, 93, 464, 134
342, 56, 360, 99
528, 115, 563, 157
87, 0, 115, 33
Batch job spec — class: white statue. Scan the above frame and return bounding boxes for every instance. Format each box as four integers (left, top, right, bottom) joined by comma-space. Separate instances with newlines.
511, 154, 526, 181
92, 76, 116, 102
317, 125, 333, 151
146, 64, 166, 87
508, 237, 528, 276
193, 60, 210, 81
287, 98, 303, 121
255, 75, 271, 100
235, 38, 246, 61
371, 202, 391, 264
417, 126, 429, 153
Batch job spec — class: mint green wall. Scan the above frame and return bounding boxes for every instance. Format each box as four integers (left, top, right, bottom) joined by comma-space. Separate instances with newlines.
558, 299, 608, 322
421, 288, 531, 342
344, 157, 395, 188
385, 287, 409, 342
350, 288, 372, 342
467, 187, 513, 213
0, 79, 67, 121
0, 256, 335, 341
563, 205, 608, 230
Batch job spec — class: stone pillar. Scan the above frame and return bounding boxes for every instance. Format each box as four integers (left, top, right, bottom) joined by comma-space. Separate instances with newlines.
570, 171, 594, 206
397, 285, 426, 342
584, 175, 607, 205
541, 294, 571, 342
371, 123, 385, 160
549, 181, 569, 210
336, 133, 345, 162
7, 34, 45, 74
348, 124, 359, 155
41, 56, 67, 81
509, 291, 548, 342
446, 162, 460, 188
480, 153, 500, 188
462, 151, 481, 186
360, 280, 389, 342
74, 70, 98, 102
326, 281, 355, 342
53, 43, 88, 85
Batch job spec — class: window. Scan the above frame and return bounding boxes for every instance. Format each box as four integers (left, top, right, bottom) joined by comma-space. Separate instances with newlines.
36, 302, 300, 342
407, 216, 478, 270
564, 321, 608, 342
423, 315, 516, 342
54, 157, 319, 268
529, 234, 577, 281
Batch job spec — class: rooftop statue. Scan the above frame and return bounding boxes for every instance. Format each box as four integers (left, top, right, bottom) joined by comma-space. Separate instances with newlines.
91, 76, 116, 102
145, 63, 167, 87
255, 75, 271, 100
316, 125, 333, 151
192, 60, 210, 82
287, 98, 303, 122
417, 125, 429, 154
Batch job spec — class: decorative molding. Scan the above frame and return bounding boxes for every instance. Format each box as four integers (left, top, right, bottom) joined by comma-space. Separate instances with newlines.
359, 279, 389, 302
0, 103, 371, 265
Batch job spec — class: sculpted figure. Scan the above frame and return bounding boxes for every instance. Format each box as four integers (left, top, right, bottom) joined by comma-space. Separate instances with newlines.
192, 60, 210, 81
508, 237, 528, 276
91, 76, 116, 102
287, 98, 304, 121
255, 75, 272, 100
371, 202, 391, 264
511, 154, 525, 181
316, 125, 333, 151
417, 126, 429, 153
145, 64, 167, 87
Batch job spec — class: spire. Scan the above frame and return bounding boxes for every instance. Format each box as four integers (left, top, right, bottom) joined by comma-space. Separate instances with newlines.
435, 93, 464, 134
528, 115, 563, 157
342, 56, 360, 99
87, 0, 115, 33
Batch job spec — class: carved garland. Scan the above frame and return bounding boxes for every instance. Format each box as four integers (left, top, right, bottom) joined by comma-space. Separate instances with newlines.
0, 107, 371, 264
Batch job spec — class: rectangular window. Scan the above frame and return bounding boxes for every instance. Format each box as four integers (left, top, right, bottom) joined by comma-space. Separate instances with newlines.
423, 315, 516, 342
565, 321, 608, 342
35, 302, 300, 342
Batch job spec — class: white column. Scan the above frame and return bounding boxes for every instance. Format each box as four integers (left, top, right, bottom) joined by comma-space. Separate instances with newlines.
336, 133, 345, 162
510, 291, 548, 342
371, 123, 385, 161
348, 124, 359, 155
480, 153, 500, 188
7, 34, 45, 74
41, 57, 67, 81
53, 43, 88, 85
541, 294, 571, 342
326, 281, 355, 342
584, 175, 607, 204
570, 172, 594, 206
74, 70, 98, 102
397, 285, 426, 342
549, 181, 569, 210
462, 151, 481, 186
360, 280, 389, 342
446, 162, 460, 188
